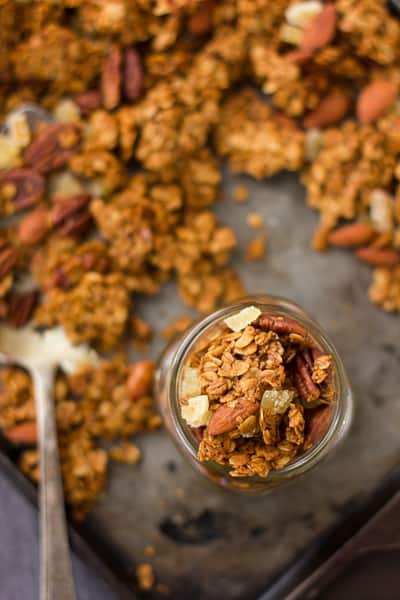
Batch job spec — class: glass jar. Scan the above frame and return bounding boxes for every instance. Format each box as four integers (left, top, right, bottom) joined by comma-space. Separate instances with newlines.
155, 295, 354, 493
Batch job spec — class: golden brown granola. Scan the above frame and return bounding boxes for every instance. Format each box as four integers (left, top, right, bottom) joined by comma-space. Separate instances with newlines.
1, 0, 400, 522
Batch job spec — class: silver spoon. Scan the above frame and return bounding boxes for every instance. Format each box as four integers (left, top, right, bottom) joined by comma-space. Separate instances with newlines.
0, 325, 98, 600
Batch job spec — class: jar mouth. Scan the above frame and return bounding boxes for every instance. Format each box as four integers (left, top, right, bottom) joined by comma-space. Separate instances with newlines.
168, 295, 352, 482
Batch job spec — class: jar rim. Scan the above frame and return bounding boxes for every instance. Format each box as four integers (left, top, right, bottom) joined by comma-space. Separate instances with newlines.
167, 294, 353, 482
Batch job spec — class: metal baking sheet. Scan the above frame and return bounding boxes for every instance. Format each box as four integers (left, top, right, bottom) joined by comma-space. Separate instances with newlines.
2, 165, 400, 597
77, 168, 400, 599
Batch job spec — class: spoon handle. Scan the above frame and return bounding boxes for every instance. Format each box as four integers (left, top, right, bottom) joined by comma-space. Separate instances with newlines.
31, 365, 76, 600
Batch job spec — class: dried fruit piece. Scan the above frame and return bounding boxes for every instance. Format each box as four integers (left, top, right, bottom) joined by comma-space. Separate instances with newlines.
123, 48, 143, 101
328, 223, 377, 248
286, 1, 323, 28
224, 306, 261, 332
208, 399, 259, 435
181, 395, 211, 427
6, 290, 39, 328
369, 189, 394, 233
261, 389, 295, 415
300, 3, 336, 51
24, 123, 80, 173
4, 422, 37, 445
127, 360, 154, 401
0, 169, 45, 212
304, 405, 332, 449
356, 246, 400, 267
181, 367, 202, 398
304, 90, 350, 129
18, 208, 50, 245
357, 80, 397, 125
101, 45, 121, 110
258, 314, 308, 338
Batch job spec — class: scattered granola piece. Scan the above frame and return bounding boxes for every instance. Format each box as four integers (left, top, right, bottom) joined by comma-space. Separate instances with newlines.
233, 184, 250, 203
245, 236, 266, 262
162, 315, 193, 340
246, 212, 264, 230
136, 563, 154, 592
109, 442, 141, 464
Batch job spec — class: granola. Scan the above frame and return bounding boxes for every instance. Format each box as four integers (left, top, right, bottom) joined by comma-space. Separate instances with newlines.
179, 307, 335, 478
1, 0, 400, 521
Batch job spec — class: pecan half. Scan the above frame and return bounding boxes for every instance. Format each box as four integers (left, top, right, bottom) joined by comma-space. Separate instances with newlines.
304, 405, 332, 449
257, 314, 308, 338
293, 352, 320, 404
0, 168, 45, 212
74, 90, 101, 114
24, 124, 80, 173
50, 194, 92, 237
208, 399, 259, 435
6, 290, 39, 328
123, 48, 143, 101
0, 247, 17, 279
101, 45, 121, 110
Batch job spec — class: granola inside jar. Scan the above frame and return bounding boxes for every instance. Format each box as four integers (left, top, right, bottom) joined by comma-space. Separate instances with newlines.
155, 296, 353, 492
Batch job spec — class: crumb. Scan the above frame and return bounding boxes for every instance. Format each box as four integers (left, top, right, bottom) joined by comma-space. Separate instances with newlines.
175, 486, 185, 498
136, 563, 154, 591
145, 545, 156, 557
156, 583, 171, 596
245, 236, 266, 261
246, 212, 264, 229
131, 315, 153, 349
162, 315, 193, 340
109, 441, 141, 464
233, 184, 250, 203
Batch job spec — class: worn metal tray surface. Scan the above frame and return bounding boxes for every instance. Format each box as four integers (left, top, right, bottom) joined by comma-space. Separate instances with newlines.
2, 168, 400, 599
71, 169, 398, 599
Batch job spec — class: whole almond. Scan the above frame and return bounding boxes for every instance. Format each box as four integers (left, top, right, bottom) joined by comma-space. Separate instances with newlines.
304, 405, 332, 449
18, 208, 50, 245
356, 246, 400, 267
357, 80, 397, 125
328, 222, 377, 247
4, 421, 37, 445
304, 90, 350, 129
127, 359, 155, 401
208, 399, 258, 436
301, 4, 336, 51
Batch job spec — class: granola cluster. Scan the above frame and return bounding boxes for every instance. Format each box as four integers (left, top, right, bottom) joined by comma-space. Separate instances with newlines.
0, 358, 160, 520
180, 307, 334, 478
1, 0, 400, 525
